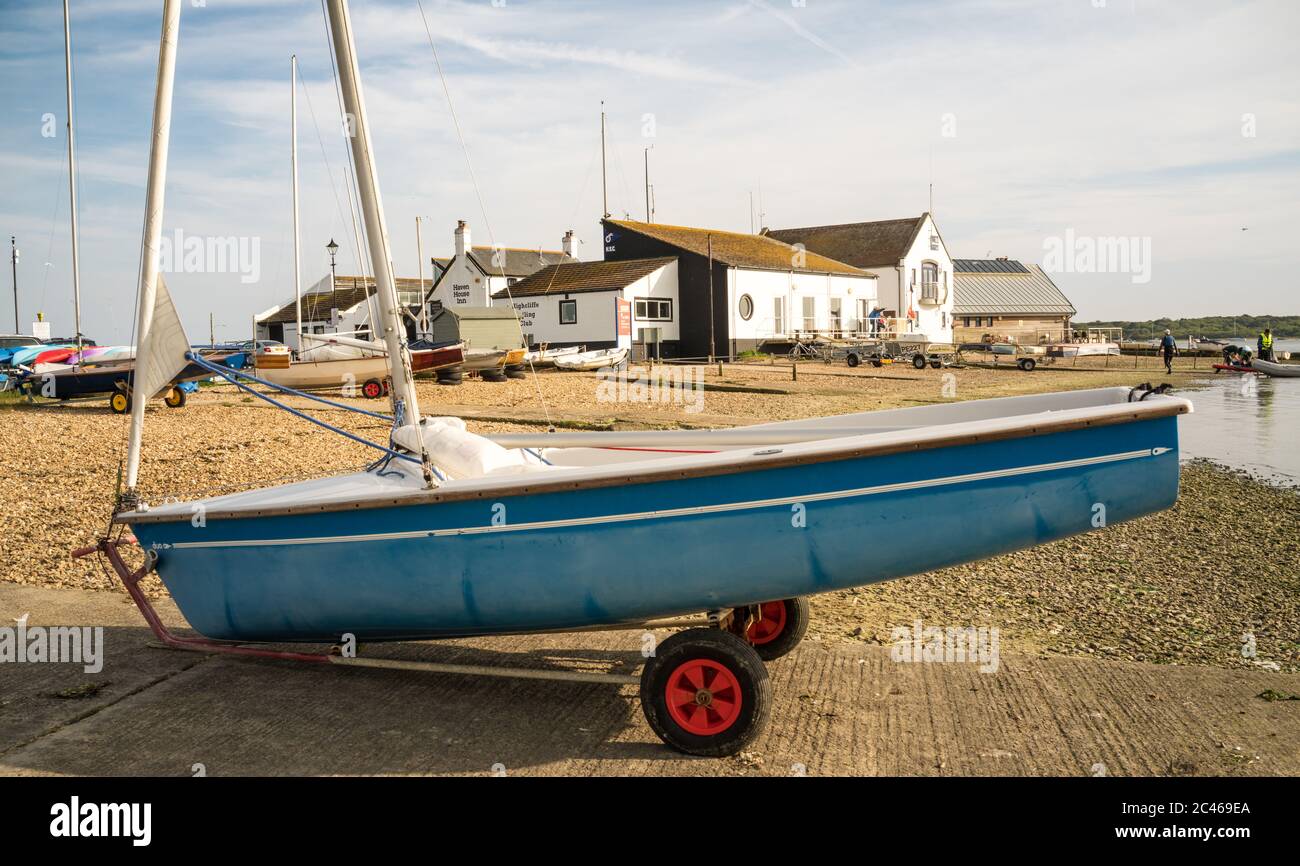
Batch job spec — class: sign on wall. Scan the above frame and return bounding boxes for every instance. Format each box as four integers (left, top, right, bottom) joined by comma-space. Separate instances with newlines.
616, 298, 632, 337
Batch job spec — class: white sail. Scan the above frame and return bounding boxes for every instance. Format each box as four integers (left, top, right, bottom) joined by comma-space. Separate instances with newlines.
131, 273, 191, 401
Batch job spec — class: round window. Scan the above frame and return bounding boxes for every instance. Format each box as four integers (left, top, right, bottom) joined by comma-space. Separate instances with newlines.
739, 294, 754, 321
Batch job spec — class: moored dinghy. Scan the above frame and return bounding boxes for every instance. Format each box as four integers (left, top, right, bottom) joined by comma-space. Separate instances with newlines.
1250, 359, 1300, 378
91, 0, 1193, 758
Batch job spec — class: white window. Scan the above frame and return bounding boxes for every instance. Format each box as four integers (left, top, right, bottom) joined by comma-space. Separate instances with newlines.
634, 297, 672, 321
738, 294, 754, 321
830, 298, 842, 333
802, 297, 816, 331
559, 299, 577, 324
921, 262, 939, 301
773, 297, 785, 334
930, 234, 940, 251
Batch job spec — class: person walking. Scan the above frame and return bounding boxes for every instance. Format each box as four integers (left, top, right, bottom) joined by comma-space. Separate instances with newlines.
1258, 328, 1274, 362
1160, 328, 1178, 375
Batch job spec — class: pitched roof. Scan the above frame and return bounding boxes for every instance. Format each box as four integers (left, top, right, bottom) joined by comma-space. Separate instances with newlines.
465, 246, 576, 277
257, 275, 428, 325
765, 216, 928, 268
952, 261, 1077, 316
492, 257, 676, 299
953, 258, 1030, 274
605, 219, 868, 276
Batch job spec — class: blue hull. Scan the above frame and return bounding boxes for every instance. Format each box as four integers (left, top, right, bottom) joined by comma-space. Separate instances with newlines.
131, 416, 1180, 642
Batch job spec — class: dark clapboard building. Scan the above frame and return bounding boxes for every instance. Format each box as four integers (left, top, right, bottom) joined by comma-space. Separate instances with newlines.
599, 218, 874, 359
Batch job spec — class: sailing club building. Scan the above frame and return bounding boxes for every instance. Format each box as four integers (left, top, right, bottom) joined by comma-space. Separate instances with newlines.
497, 219, 879, 359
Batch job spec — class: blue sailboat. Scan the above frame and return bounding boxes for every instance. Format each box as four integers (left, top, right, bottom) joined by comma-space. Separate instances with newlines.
97, 0, 1192, 756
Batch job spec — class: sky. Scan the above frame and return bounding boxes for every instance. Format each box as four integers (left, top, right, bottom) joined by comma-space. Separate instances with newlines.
2, 0, 1298, 344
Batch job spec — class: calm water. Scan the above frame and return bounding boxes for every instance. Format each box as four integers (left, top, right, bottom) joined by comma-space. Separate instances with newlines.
1178, 372, 1300, 486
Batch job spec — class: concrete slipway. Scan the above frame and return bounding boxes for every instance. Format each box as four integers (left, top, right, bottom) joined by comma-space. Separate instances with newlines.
1, 584, 1296, 777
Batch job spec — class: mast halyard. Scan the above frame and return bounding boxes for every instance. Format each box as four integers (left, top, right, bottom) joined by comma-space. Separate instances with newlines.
291, 54, 302, 351
323, 0, 433, 485
62, 0, 82, 361
123, 0, 183, 498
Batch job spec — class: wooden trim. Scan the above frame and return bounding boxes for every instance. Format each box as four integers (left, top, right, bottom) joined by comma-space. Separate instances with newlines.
117, 399, 1187, 526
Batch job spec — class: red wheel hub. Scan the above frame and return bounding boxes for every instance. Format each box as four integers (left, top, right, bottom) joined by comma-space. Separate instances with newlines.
665, 659, 743, 736
362, 381, 382, 399
746, 601, 787, 646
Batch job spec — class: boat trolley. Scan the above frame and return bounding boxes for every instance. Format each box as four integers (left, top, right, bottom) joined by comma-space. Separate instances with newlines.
77, 536, 809, 757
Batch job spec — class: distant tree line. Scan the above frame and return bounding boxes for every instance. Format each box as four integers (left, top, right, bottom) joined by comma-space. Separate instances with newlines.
1073, 315, 1300, 339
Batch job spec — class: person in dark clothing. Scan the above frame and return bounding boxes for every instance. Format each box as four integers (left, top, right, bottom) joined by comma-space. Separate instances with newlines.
1159, 329, 1178, 375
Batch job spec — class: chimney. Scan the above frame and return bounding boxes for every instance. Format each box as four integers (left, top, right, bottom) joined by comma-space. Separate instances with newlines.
455, 220, 470, 260
562, 230, 576, 259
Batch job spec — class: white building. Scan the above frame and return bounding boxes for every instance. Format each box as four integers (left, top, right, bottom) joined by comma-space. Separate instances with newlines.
492, 257, 679, 356
426, 220, 578, 311
255, 274, 427, 349
767, 213, 955, 342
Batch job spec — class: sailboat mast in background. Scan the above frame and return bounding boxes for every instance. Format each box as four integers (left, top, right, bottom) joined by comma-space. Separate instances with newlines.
291, 54, 302, 350
62, 0, 82, 357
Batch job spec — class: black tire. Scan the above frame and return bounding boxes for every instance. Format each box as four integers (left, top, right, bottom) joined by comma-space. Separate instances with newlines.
912, 354, 927, 370
870, 358, 883, 368
109, 389, 131, 414
930, 360, 942, 369
846, 353, 860, 368
504, 365, 527, 379
640, 628, 771, 757
436, 371, 463, 386
1018, 358, 1037, 372
163, 386, 187, 409
481, 370, 508, 383
735, 596, 810, 662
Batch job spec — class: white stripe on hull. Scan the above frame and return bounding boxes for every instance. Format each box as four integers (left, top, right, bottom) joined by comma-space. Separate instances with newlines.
161, 448, 1170, 551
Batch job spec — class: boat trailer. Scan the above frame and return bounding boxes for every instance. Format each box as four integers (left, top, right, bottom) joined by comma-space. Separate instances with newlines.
76, 536, 808, 755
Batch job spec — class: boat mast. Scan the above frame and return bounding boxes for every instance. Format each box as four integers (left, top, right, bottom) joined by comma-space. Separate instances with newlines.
291, 54, 302, 351
600, 102, 608, 218
124, 0, 181, 493
62, 0, 82, 360
323, 0, 432, 480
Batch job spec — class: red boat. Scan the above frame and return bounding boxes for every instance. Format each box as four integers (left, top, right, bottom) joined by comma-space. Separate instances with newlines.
410, 342, 464, 374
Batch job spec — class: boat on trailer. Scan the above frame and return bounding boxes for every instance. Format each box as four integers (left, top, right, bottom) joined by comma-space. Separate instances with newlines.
89, 0, 1193, 757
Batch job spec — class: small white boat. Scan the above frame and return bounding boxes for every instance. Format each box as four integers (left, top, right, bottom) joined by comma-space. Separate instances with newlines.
524, 345, 583, 366
554, 346, 629, 371
1251, 359, 1300, 378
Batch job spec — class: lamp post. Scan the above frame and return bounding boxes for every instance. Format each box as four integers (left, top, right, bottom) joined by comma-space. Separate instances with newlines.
326, 237, 339, 327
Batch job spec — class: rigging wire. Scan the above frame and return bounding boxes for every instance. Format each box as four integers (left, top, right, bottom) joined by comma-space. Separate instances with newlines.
297, 57, 366, 287
415, 0, 564, 429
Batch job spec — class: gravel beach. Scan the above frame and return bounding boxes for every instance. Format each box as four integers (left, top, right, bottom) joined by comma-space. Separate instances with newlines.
2, 357, 1295, 673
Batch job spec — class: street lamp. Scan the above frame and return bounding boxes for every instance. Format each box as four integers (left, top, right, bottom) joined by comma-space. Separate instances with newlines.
326, 238, 339, 326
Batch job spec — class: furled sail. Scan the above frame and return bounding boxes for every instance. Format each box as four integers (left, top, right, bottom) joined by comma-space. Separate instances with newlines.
132, 273, 191, 402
